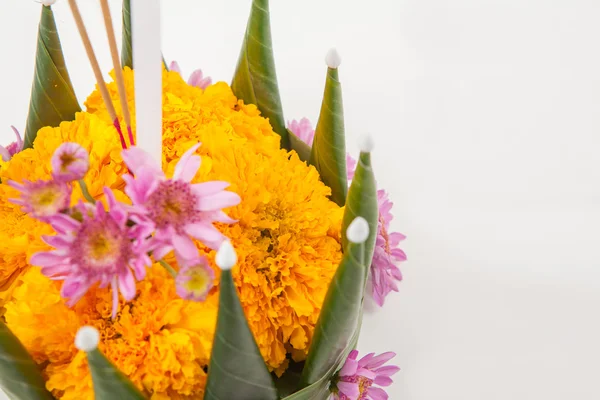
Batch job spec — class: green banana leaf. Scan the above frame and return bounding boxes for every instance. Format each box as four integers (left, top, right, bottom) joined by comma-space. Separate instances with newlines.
298, 147, 378, 390
310, 67, 348, 206
288, 129, 312, 163
342, 151, 379, 272
86, 348, 146, 399
121, 0, 133, 69
0, 321, 54, 400
205, 270, 279, 400
231, 0, 289, 150
24, 5, 81, 150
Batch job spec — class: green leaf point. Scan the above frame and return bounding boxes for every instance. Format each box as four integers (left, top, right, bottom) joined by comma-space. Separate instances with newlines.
24, 5, 81, 150
121, 0, 133, 69
0, 321, 54, 400
232, 0, 290, 149
76, 326, 146, 399
205, 242, 278, 399
309, 48, 348, 206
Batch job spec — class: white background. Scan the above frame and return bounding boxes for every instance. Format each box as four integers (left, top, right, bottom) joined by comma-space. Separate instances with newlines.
2, 0, 600, 399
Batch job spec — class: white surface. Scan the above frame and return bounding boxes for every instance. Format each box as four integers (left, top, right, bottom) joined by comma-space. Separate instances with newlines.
2, 0, 600, 399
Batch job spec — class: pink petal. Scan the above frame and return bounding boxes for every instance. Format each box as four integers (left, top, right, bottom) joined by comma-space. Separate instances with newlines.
196, 191, 241, 211
361, 352, 396, 369
0, 146, 10, 162
41, 234, 73, 249
152, 242, 173, 260
366, 387, 388, 400
122, 146, 163, 176
41, 264, 71, 278
30, 252, 68, 267
184, 223, 224, 250
373, 375, 394, 387
11, 126, 23, 149
339, 358, 358, 377
337, 382, 360, 399
192, 181, 231, 196
357, 368, 377, 380
187, 69, 205, 87
173, 143, 202, 182
6, 180, 24, 191
169, 61, 182, 75
205, 210, 237, 224
118, 269, 136, 300
62, 277, 92, 306
111, 277, 119, 320
374, 365, 401, 377
48, 214, 80, 234
172, 233, 198, 260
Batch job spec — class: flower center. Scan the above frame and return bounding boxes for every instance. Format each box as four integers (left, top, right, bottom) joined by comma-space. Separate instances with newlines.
379, 212, 391, 255
30, 183, 69, 217
183, 268, 211, 296
147, 180, 199, 231
59, 152, 76, 170
73, 216, 131, 273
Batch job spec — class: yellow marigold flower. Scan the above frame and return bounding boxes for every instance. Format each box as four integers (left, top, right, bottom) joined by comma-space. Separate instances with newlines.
1, 69, 343, 397
4, 266, 216, 399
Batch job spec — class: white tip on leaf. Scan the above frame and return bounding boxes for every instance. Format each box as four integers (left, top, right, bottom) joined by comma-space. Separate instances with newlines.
358, 134, 375, 153
347, 217, 370, 244
38, 0, 57, 6
75, 326, 100, 352
216, 240, 237, 270
325, 48, 342, 69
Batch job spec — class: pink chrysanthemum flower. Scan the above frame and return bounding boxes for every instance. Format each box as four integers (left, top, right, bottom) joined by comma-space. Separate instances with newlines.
51, 142, 90, 182
175, 256, 215, 302
332, 350, 400, 400
288, 118, 407, 306
30, 188, 152, 319
0, 126, 24, 162
169, 61, 213, 90
287, 118, 315, 146
122, 143, 240, 262
371, 190, 407, 306
8, 179, 71, 220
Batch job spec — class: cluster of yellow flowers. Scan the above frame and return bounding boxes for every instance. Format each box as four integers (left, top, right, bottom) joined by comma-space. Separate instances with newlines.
0, 69, 343, 399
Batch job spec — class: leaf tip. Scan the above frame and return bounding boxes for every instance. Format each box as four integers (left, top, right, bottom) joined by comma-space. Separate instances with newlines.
216, 240, 237, 270
325, 48, 342, 69
75, 326, 100, 352
347, 216, 370, 243
358, 133, 375, 153
38, 0, 57, 6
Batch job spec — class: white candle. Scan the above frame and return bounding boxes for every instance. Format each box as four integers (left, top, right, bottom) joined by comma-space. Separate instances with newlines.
131, 0, 162, 164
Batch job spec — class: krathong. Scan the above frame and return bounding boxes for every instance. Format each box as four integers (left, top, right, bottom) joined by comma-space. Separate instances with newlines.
0, 1, 404, 399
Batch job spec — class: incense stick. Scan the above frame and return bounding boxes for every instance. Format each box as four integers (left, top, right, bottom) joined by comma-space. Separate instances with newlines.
67, 0, 127, 149
99, 0, 135, 147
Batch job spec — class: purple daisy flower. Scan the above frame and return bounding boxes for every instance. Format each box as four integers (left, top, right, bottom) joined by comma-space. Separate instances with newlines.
29, 188, 152, 319
121, 143, 240, 262
332, 350, 400, 400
